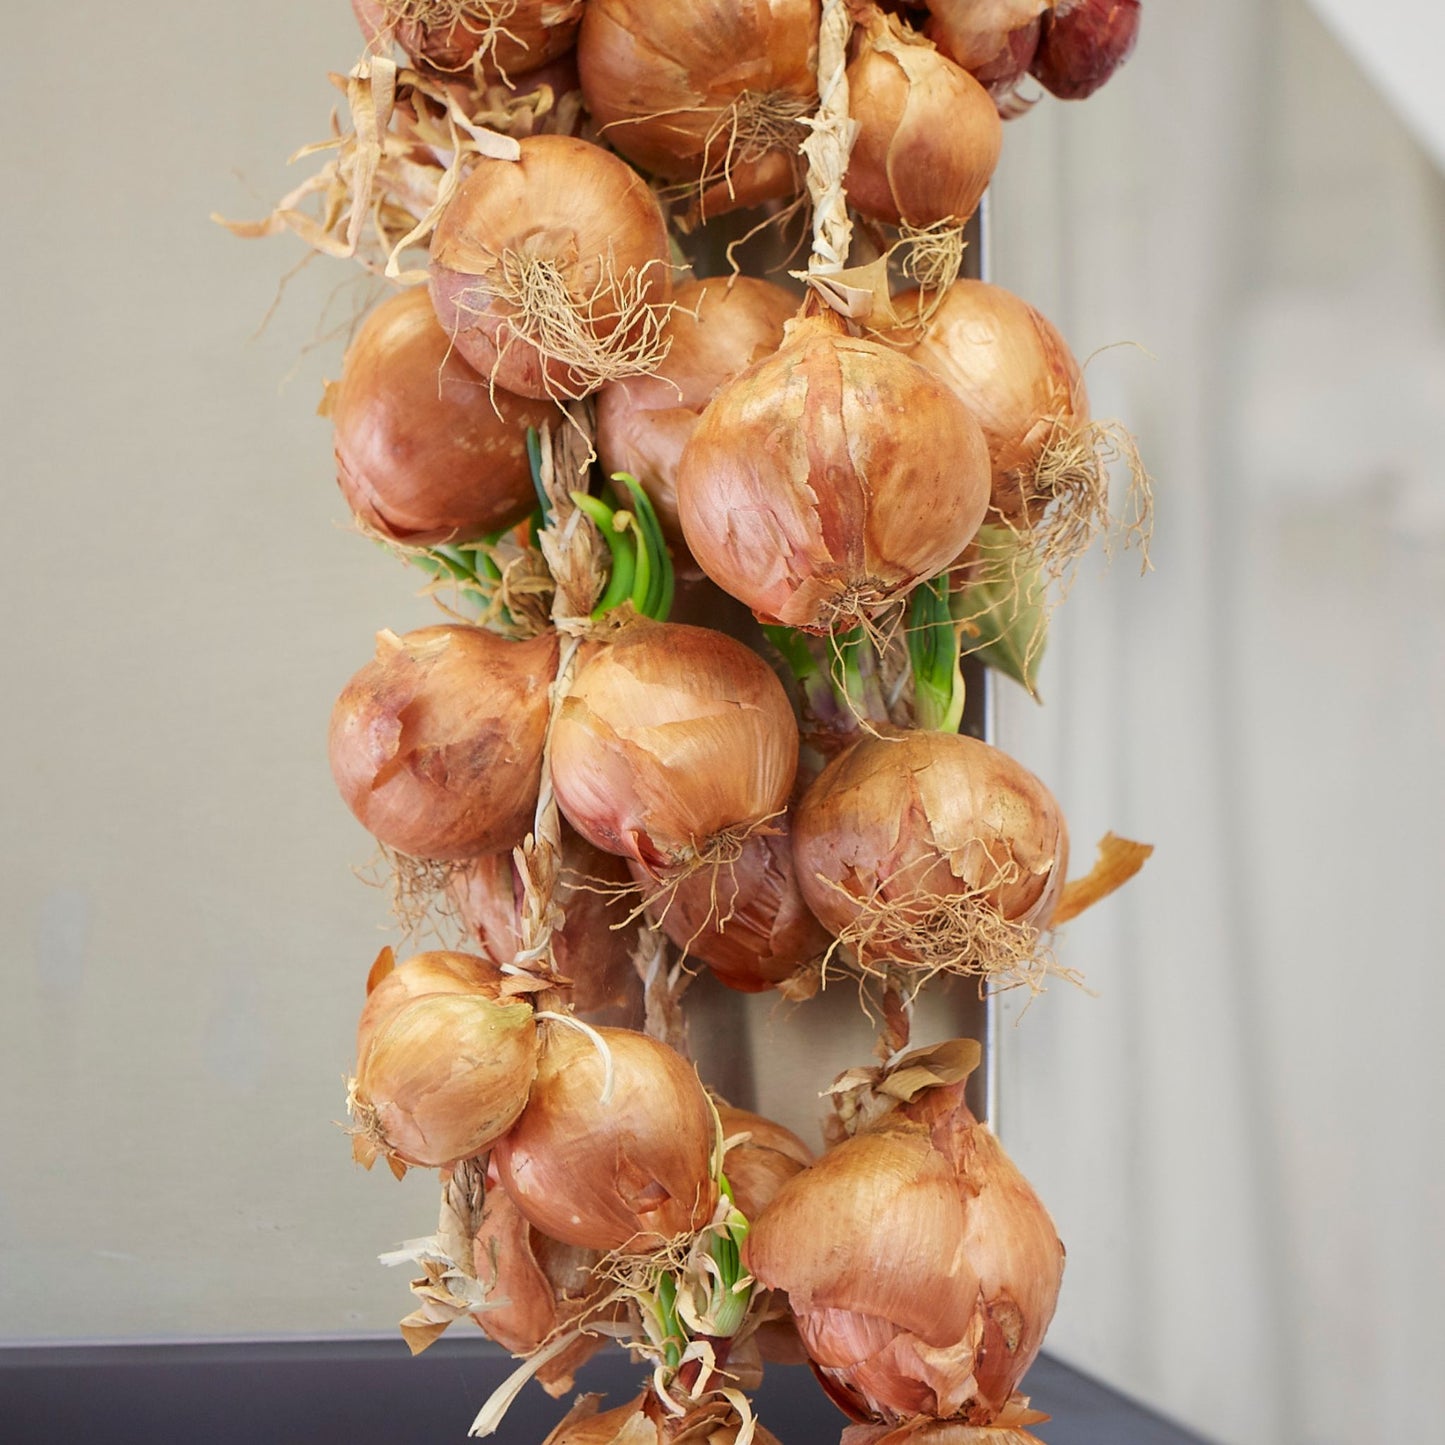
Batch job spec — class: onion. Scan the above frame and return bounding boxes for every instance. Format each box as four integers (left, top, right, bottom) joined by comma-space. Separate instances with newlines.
1032, 0, 1140, 100
595, 275, 798, 552
494, 1023, 719, 1251
329, 625, 558, 861
327, 287, 556, 545
450, 825, 643, 1020
924, 0, 1049, 103
577, 0, 818, 215
549, 621, 800, 877
428, 134, 673, 400
676, 314, 992, 633
846, 12, 1001, 237
717, 1104, 813, 1221
470, 1174, 610, 1394
628, 813, 829, 994
543, 1394, 781, 1445
792, 730, 1068, 985
745, 1075, 1063, 1426
352, 0, 584, 82
349, 950, 539, 1168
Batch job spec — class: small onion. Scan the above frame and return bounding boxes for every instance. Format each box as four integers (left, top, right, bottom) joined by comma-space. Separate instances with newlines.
846, 12, 1002, 231
543, 1394, 782, 1445
924, 0, 1049, 101
450, 825, 643, 1020
350, 950, 539, 1168
717, 1103, 813, 1221
676, 316, 992, 632
628, 814, 829, 994
595, 275, 798, 551
792, 731, 1068, 982
329, 625, 558, 861
745, 1087, 1064, 1425
429, 134, 673, 400
549, 622, 800, 876
352, 0, 584, 82
577, 0, 818, 214
1032, 0, 1140, 100
328, 287, 557, 545
493, 1023, 719, 1251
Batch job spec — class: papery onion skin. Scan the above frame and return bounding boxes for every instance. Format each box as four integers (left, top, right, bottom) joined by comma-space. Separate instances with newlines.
595, 275, 797, 549
845, 16, 1002, 229
550, 622, 800, 875
428, 134, 673, 400
329, 625, 558, 861
577, 0, 818, 202
888, 280, 1088, 525
792, 731, 1068, 971
352, 954, 539, 1167
543, 1395, 783, 1445
1032, 0, 1140, 100
676, 320, 992, 631
451, 825, 642, 1020
352, 0, 584, 81
494, 1023, 719, 1251
628, 816, 829, 993
717, 1103, 814, 1220
330, 287, 556, 545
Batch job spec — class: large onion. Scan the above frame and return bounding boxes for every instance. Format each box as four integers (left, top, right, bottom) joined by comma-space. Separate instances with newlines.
676, 315, 992, 632
429, 134, 673, 400
328, 286, 556, 545
493, 1023, 719, 1251
349, 950, 539, 1168
745, 1074, 1063, 1425
792, 730, 1068, 983
352, 0, 584, 81
549, 621, 800, 877
329, 625, 557, 861
595, 275, 797, 551
577, 0, 819, 215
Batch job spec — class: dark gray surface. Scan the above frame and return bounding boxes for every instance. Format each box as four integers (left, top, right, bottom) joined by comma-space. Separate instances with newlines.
0, 1338, 1213, 1444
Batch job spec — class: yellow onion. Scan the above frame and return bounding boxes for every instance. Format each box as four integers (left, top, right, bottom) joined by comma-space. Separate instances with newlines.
429, 134, 673, 400
352, 0, 584, 81
544, 1394, 782, 1445
792, 731, 1067, 982
329, 625, 558, 861
549, 622, 800, 877
846, 12, 1001, 231
629, 814, 829, 993
494, 1023, 719, 1251
717, 1104, 813, 1220
327, 287, 557, 545
1032, 0, 1140, 100
450, 824, 643, 1020
595, 275, 798, 551
470, 1171, 611, 1394
843, 1417, 1047, 1445
745, 1085, 1063, 1425
350, 950, 539, 1168
924, 0, 1049, 100
577, 0, 818, 215
676, 316, 992, 632
888, 278, 1130, 564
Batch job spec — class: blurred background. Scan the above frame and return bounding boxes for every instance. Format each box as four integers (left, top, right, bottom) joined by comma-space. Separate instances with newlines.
2, 3, 1442, 1444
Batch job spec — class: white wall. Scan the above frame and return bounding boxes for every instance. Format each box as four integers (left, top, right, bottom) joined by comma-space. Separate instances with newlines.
2, 5, 1442, 1445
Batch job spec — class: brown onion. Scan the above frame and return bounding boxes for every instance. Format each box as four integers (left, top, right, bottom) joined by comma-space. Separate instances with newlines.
577, 0, 818, 214
924, 0, 1049, 100
543, 1394, 782, 1445
746, 1079, 1063, 1425
329, 625, 558, 861
717, 1104, 813, 1221
628, 814, 829, 993
595, 275, 798, 551
352, 0, 584, 81
328, 287, 556, 545
350, 950, 538, 1168
429, 134, 673, 400
549, 622, 800, 876
846, 13, 1001, 231
792, 730, 1067, 983
494, 1023, 719, 1251
676, 315, 992, 632
450, 824, 643, 1020
1032, 0, 1140, 100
